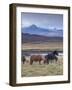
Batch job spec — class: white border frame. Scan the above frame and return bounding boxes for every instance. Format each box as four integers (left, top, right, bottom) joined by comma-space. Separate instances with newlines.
16, 7, 68, 83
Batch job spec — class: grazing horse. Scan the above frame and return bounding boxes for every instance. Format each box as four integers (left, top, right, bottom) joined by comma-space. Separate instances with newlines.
45, 51, 58, 64
21, 56, 26, 64
30, 55, 43, 65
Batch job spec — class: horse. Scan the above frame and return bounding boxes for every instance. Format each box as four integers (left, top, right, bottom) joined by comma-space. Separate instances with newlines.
44, 51, 58, 64
30, 55, 43, 65
21, 56, 26, 64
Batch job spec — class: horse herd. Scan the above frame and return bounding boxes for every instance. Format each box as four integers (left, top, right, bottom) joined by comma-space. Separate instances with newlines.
22, 51, 59, 65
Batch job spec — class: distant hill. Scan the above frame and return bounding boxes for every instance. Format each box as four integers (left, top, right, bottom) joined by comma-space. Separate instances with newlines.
22, 33, 63, 43
22, 24, 63, 37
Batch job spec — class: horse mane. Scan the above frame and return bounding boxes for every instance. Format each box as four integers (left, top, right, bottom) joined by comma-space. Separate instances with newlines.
53, 50, 58, 55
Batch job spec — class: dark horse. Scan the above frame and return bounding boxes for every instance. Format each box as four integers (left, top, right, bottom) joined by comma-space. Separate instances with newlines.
44, 51, 58, 64
30, 55, 43, 65
21, 56, 26, 64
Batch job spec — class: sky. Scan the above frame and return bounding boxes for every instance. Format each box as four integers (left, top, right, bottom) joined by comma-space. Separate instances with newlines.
21, 12, 63, 30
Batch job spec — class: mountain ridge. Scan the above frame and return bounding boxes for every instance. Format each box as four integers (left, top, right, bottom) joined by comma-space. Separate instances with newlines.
22, 24, 63, 37
22, 33, 63, 43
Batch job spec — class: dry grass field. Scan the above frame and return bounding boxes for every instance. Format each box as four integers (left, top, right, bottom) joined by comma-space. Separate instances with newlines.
21, 56, 63, 77
22, 41, 63, 51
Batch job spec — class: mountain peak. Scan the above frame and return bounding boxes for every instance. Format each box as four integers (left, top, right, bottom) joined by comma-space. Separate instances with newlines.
29, 24, 38, 29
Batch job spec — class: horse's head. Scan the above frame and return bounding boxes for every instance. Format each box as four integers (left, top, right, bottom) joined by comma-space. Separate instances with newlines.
53, 51, 58, 56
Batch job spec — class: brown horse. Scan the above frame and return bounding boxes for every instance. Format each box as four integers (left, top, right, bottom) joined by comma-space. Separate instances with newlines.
30, 55, 44, 65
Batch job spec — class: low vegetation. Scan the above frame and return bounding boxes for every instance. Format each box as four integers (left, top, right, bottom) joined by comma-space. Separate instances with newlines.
21, 56, 63, 77
22, 41, 63, 51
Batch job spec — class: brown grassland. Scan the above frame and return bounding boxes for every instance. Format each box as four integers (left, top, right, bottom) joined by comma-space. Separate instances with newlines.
22, 41, 63, 51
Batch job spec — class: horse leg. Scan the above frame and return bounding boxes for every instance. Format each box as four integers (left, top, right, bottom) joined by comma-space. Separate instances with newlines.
51, 60, 52, 63
44, 60, 46, 64
39, 60, 41, 65
23, 61, 24, 64
22, 60, 25, 64
43, 59, 46, 64
30, 60, 33, 65
47, 59, 49, 64
55, 57, 58, 63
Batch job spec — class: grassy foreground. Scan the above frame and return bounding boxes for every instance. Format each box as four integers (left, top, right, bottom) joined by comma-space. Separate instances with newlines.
21, 56, 63, 77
